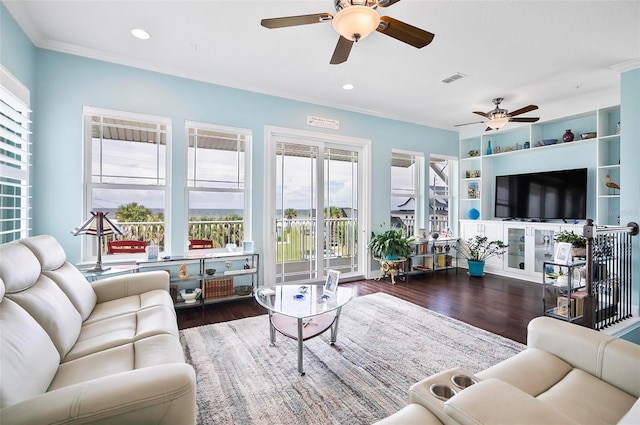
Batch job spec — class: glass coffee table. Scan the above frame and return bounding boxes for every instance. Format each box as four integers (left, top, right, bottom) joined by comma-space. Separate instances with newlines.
255, 284, 354, 375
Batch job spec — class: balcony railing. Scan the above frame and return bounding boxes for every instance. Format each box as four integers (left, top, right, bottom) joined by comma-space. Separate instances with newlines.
104, 218, 359, 262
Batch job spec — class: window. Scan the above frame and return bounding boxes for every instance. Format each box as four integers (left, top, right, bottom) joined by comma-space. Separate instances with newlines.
390, 150, 424, 237
429, 156, 451, 232
0, 66, 31, 243
83, 107, 169, 258
186, 121, 251, 251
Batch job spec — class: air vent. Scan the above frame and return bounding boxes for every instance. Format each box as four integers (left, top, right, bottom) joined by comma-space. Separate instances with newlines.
442, 72, 466, 84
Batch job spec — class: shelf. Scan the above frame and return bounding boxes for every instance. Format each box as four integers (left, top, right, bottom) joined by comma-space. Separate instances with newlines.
140, 253, 260, 310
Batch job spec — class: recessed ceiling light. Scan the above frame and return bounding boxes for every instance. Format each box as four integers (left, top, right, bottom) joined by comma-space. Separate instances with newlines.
131, 28, 151, 40
343, 83, 355, 90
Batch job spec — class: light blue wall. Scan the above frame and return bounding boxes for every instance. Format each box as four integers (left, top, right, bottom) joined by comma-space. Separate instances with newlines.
620, 67, 640, 311
30, 50, 458, 262
0, 4, 36, 89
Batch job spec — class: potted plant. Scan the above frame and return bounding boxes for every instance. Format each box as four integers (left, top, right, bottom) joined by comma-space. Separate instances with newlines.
367, 228, 414, 260
554, 230, 587, 258
458, 235, 508, 276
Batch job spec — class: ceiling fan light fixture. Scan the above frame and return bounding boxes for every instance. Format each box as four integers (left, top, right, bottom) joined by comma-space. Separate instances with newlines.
487, 115, 509, 130
332, 6, 380, 42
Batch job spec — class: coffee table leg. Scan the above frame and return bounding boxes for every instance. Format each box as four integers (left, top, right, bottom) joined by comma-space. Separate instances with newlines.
330, 307, 342, 344
297, 317, 305, 375
269, 310, 276, 346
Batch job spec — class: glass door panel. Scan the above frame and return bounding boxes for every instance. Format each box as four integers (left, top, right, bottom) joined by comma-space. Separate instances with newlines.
506, 227, 526, 271
324, 148, 359, 274
274, 142, 362, 283
533, 229, 555, 274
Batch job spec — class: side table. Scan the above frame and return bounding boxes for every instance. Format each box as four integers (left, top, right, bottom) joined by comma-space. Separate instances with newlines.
79, 264, 139, 281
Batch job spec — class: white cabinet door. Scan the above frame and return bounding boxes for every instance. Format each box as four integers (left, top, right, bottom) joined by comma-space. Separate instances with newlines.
459, 220, 504, 272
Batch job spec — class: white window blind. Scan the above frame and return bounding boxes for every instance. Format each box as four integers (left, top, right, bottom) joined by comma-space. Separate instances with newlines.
0, 66, 31, 243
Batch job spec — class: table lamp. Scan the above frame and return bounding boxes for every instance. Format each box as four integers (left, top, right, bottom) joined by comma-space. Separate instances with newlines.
71, 211, 123, 272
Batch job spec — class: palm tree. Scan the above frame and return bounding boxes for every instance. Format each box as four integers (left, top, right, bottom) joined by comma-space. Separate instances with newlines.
284, 208, 297, 219
115, 202, 152, 222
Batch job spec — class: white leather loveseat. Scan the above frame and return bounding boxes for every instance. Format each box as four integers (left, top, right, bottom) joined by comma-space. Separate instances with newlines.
376, 316, 640, 425
0, 235, 196, 424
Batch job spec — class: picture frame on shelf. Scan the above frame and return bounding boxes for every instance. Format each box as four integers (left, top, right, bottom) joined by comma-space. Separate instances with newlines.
324, 269, 340, 294
242, 240, 254, 253
554, 242, 572, 265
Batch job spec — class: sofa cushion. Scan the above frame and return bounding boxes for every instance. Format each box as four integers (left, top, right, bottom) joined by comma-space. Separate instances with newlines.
6, 274, 83, 359
84, 289, 174, 325
18, 234, 67, 271
48, 334, 185, 391
443, 378, 579, 425
476, 348, 572, 396
0, 242, 41, 293
19, 235, 98, 320
0, 297, 60, 408
63, 305, 180, 362
537, 368, 637, 425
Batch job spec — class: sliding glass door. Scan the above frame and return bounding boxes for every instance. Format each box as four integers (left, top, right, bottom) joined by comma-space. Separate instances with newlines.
265, 128, 369, 285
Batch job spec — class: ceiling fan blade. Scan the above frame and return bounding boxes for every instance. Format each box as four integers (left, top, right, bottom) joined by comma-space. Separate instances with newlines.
330, 36, 354, 65
510, 117, 540, 123
376, 16, 435, 48
473, 111, 489, 118
508, 104, 538, 117
454, 121, 484, 127
377, 0, 403, 7
261, 13, 332, 29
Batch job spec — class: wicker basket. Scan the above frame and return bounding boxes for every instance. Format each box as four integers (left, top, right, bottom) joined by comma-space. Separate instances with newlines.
204, 276, 234, 299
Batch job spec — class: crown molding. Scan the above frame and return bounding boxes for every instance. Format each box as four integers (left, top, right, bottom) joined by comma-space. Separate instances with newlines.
612, 58, 640, 73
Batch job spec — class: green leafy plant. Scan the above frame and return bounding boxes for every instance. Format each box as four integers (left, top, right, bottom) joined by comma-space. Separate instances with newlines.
458, 235, 507, 262
553, 230, 586, 248
367, 227, 414, 259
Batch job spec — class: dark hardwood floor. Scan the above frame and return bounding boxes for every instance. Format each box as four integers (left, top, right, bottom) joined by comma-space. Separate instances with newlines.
177, 269, 543, 344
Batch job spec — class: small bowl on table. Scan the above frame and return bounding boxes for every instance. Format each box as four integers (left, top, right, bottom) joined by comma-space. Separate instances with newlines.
179, 288, 202, 304
542, 139, 558, 146
205, 268, 216, 276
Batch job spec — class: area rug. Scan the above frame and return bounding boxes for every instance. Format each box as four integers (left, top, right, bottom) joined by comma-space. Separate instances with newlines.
180, 292, 525, 425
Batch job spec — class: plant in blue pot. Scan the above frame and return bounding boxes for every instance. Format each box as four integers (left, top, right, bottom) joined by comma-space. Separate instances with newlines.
367, 227, 414, 261
458, 235, 508, 277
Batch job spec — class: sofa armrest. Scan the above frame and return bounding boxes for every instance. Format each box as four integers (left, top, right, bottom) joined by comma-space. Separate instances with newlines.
443, 378, 579, 425
527, 317, 640, 397
92, 270, 170, 303
0, 363, 196, 425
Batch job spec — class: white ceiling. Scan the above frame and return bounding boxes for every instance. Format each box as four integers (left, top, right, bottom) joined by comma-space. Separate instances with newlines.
4, 0, 640, 130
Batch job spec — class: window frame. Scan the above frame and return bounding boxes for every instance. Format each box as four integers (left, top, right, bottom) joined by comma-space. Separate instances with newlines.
82, 106, 171, 261
390, 149, 425, 237
0, 65, 31, 243
184, 120, 252, 252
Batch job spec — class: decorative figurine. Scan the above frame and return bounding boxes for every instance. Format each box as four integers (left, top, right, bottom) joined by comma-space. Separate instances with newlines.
178, 263, 189, 279
604, 174, 620, 194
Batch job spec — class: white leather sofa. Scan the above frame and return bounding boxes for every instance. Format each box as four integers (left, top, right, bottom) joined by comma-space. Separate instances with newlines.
376, 316, 640, 425
0, 235, 196, 425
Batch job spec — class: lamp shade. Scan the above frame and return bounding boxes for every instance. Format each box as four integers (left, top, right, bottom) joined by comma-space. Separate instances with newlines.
332, 6, 380, 42
71, 211, 123, 273
71, 211, 122, 237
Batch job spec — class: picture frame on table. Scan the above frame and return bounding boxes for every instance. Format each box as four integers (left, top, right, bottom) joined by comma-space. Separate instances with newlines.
554, 242, 572, 265
324, 269, 340, 294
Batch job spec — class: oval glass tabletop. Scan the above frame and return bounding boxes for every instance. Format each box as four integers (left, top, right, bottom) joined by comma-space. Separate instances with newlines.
255, 284, 353, 319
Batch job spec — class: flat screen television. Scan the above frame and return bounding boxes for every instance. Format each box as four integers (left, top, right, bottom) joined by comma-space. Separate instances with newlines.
494, 168, 587, 220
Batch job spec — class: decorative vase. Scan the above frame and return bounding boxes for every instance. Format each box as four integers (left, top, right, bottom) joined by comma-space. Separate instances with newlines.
467, 260, 485, 277
563, 129, 574, 142
486, 140, 492, 155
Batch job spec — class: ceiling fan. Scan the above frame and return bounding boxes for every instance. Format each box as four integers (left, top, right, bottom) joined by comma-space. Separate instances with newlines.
260, 0, 435, 64
455, 98, 540, 131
